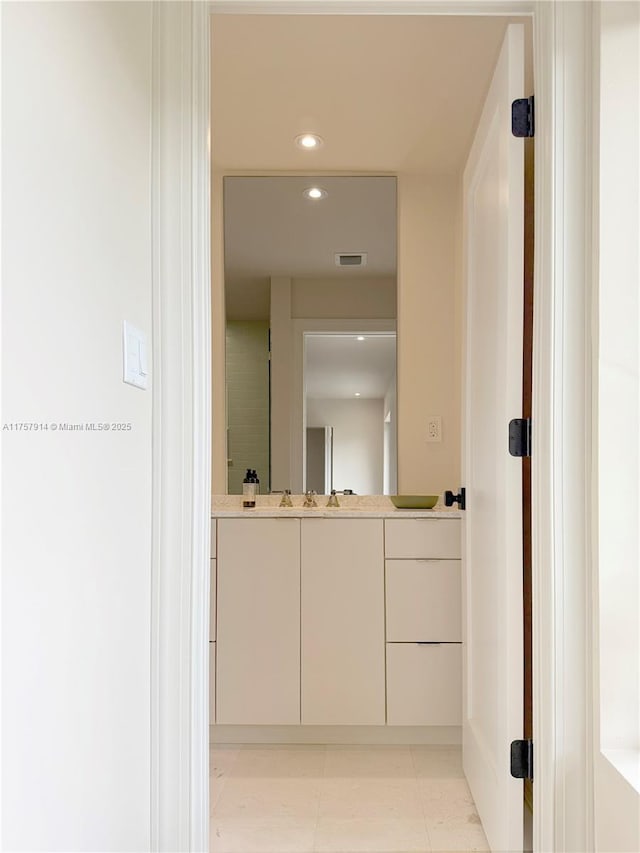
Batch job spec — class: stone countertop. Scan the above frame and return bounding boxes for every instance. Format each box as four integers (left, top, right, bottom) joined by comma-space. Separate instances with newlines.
211, 494, 462, 519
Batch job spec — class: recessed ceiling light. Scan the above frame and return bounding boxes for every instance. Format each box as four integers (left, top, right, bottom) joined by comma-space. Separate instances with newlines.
354, 392, 361, 397
295, 133, 323, 150
303, 187, 328, 200
356, 336, 365, 341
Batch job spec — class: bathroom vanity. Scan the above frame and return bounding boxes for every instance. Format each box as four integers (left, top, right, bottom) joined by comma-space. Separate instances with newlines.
209, 498, 462, 742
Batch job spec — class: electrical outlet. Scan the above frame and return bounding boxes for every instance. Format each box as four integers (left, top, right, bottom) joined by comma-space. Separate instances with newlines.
426, 416, 442, 443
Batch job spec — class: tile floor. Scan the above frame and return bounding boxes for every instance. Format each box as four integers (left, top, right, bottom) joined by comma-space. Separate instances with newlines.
210, 744, 489, 853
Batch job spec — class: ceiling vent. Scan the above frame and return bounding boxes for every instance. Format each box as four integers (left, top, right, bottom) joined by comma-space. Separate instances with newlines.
335, 252, 367, 268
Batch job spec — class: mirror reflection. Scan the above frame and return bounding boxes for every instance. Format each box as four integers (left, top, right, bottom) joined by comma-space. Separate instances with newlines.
224, 176, 397, 495
304, 333, 396, 495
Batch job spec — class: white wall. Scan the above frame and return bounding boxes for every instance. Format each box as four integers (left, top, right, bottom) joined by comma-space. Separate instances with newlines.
291, 277, 396, 320
307, 398, 384, 495
2, 3, 153, 849
594, 3, 640, 849
397, 174, 460, 496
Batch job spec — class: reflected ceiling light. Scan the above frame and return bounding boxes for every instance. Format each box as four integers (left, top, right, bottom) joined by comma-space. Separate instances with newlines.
354, 392, 361, 397
356, 336, 365, 341
295, 133, 323, 150
303, 187, 328, 201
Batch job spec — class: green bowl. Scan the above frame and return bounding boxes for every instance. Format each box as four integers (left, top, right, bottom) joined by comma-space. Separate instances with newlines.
390, 495, 439, 509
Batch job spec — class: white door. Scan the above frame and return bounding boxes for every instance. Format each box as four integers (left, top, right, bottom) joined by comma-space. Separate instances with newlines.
462, 23, 525, 853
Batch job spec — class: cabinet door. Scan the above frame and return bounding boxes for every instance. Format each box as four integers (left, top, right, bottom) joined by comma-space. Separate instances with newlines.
210, 559, 217, 641
386, 642, 462, 726
386, 559, 461, 642
216, 518, 300, 725
301, 519, 385, 725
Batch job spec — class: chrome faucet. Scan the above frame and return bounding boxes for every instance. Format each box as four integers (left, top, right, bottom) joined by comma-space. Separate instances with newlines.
279, 489, 293, 508
303, 489, 318, 508
326, 489, 340, 508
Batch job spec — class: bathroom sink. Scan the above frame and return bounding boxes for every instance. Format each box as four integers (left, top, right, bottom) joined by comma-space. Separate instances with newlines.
390, 495, 439, 509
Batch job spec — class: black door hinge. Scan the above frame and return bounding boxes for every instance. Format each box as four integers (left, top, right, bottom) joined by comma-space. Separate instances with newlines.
444, 488, 466, 511
512, 96, 535, 138
510, 739, 533, 781
509, 418, 531, 457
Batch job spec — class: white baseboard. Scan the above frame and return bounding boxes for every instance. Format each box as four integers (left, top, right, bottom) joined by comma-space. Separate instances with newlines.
210, 724, 461, 745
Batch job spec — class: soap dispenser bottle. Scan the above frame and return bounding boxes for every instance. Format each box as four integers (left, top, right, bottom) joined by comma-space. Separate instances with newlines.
242, 468, 256, 508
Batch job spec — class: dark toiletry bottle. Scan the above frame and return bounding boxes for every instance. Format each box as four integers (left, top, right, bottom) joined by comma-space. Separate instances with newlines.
242, 468, 256, 508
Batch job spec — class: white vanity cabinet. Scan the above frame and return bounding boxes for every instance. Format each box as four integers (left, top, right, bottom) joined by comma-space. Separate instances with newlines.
216, 518, 300, 724
301, 519, 385, 725
211, 512, 462, 732
384, 518, 462, 726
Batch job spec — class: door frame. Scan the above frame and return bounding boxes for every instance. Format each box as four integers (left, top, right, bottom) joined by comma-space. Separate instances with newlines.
151, 2, 598, 851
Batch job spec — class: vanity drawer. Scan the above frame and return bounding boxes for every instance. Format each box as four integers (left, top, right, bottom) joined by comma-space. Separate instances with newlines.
386, 642, 462, 726
386, 560, 461, 642
384, 519, 461, 559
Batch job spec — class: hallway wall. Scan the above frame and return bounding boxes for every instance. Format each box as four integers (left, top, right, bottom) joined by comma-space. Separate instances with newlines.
1, 3, 154, 849
397, 174, 460, 495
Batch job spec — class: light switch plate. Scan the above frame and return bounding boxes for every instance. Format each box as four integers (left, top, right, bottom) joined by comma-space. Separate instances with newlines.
123, 321, 149, 390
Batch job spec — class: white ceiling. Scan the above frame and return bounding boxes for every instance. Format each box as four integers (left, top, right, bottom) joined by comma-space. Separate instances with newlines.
305, 334, 396, 399
224, 175, 396, 280
211, 14, 524, 174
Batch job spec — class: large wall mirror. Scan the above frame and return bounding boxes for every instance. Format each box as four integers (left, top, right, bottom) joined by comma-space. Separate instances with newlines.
224, 175, 397, 495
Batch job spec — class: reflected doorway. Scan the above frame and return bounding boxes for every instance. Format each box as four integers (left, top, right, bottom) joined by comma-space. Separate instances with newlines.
303, 331, 396, 495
